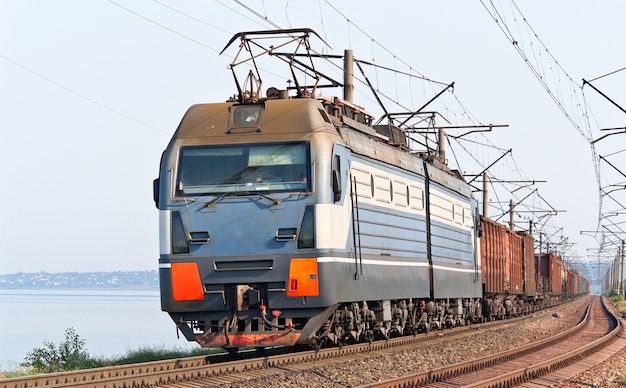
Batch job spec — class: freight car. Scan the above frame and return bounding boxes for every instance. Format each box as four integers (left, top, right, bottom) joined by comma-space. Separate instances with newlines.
478, 216, 586, 319
536, 253, 565, 305
566, 269, 590, 297
566, 269, 578, 298
154, 29, 587, 351
479, 216, 537, 319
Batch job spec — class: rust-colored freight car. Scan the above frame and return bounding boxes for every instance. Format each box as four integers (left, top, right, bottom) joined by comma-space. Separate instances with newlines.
566, 269, 579, 297
536, 253, 565, 298
480, 216, 523, 295
520, 231, 536, 297
477, 213, 589, 321
556, 257, 566, 296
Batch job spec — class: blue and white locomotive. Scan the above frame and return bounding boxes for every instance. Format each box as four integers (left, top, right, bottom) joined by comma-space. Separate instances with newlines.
154, 29, 482, 350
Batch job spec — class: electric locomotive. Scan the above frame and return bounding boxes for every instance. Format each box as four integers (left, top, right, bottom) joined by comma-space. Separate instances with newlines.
154, 29, 483, 351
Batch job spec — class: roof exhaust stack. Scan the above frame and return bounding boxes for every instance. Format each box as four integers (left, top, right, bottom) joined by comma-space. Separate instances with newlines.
438, 128, 446, 163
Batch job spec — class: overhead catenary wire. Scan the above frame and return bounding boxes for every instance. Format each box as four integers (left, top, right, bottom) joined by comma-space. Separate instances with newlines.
0, 52, 171, 136
107, 0, 221, 53
479, 0, 626, 278
298, 3, 553, 226
289, 1, 557, 234
587, 67, 626, 83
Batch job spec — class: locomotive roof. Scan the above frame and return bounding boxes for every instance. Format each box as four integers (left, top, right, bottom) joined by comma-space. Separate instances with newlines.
170, 96, 473, 199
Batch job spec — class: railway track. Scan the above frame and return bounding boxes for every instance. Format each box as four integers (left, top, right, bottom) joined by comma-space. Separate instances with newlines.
359, 295, 620, 387
0, 318, 504, 388
1, 298, 597, 388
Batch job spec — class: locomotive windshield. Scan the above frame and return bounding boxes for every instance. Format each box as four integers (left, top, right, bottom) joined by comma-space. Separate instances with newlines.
176, 142, 310, 196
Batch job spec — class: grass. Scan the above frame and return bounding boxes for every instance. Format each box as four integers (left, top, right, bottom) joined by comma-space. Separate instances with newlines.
105, 345, 221, 365
614, 299, 626, 316
607, 292, 626, 316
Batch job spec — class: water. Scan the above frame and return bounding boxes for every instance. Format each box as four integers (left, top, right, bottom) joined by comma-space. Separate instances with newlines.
0, 289, 199, 370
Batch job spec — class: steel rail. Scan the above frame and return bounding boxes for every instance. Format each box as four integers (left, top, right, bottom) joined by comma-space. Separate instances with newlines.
356, 296, 619, 388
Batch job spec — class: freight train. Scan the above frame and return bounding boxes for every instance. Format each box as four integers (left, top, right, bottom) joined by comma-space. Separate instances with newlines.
480, 217, 588, 321
153, 29, 587, 351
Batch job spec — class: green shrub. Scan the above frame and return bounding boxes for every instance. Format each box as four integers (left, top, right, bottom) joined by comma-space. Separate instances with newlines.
20, 327, 91, 373
3, 328, 220, 376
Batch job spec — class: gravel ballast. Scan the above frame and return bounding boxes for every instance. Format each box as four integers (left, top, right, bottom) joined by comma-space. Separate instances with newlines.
213, 297, 615, 387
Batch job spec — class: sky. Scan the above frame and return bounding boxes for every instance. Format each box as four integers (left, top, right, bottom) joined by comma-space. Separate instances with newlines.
1, 1, 625, 285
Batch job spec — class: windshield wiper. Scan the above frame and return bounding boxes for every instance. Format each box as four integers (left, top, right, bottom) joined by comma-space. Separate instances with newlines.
204, 192, 230, 207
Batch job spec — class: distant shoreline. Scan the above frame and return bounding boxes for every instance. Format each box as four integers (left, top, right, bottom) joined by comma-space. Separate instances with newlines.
0, 287, 159, 291
0, 270, 159, 290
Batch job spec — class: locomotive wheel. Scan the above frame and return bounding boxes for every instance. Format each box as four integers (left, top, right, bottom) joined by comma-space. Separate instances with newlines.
365, 330, 374, 344
313, 337, 331, 351
379, 329, 390, 341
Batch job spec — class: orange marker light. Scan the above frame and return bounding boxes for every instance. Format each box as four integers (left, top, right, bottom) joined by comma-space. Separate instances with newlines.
171, 262, 205, 301
287, 258, 319, 297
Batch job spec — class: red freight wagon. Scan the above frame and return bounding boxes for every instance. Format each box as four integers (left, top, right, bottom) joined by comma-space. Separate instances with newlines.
566, 269, 578, 297
537, 253, 564, 297
480, 216, 523, 295
520, 232, 536, 297
537, 253, 549, 294
555, 256, 565, 296
507, 230, 523, 294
